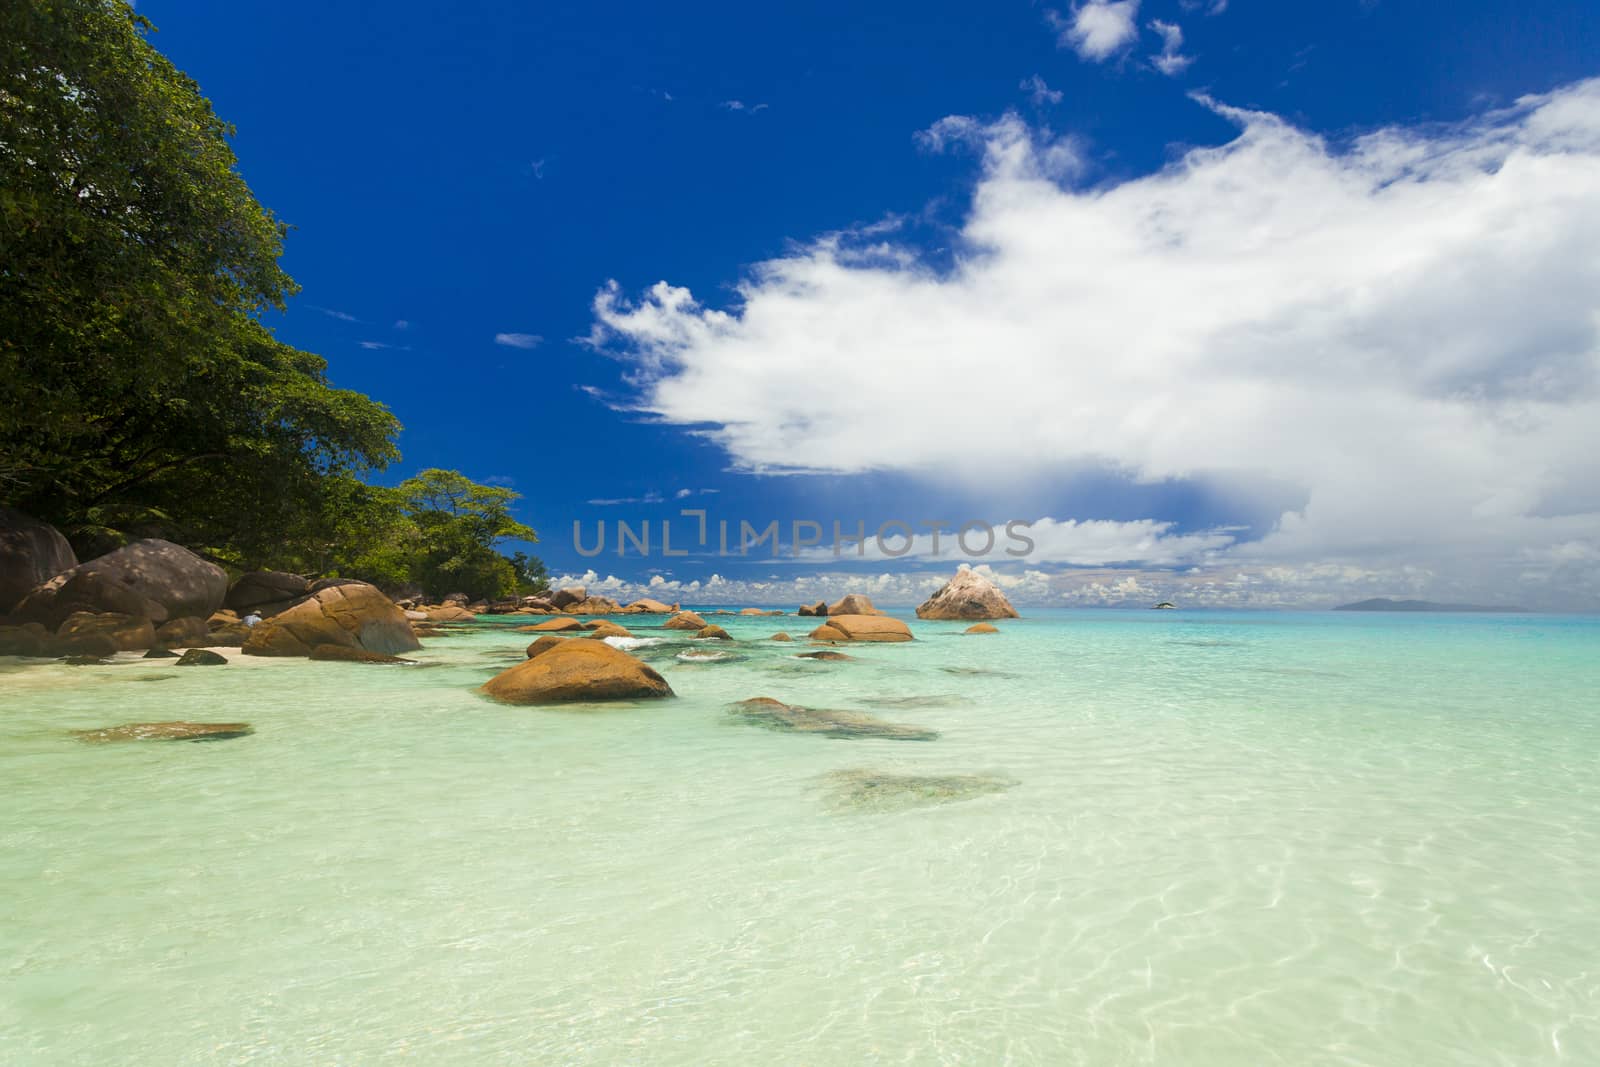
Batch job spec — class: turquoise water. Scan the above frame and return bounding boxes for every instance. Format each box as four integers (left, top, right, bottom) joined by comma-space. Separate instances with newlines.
3, 609, 1598, 1064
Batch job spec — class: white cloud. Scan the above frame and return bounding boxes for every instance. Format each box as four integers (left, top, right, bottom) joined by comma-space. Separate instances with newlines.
721, 100, 769, 113
1179, 0, 1226, 14
587, 492, 665, 506
793, 517, 1237, 566
586, 81, 1600, 608
1149, 20, 1193, 76
393, 319, 410, 330
1021, 75, 1064, 106
493, 332, 543, 349
1051, 1, 1141, 62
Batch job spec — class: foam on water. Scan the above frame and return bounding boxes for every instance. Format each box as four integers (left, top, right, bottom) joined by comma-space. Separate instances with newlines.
3, 609, 1598, 1064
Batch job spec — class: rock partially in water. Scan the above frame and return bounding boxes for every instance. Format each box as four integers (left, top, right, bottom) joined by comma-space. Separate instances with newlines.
243, 582, 419, 658
695, 625, 733, 641
827, 593, 884, 616
915, 568, 1020, 621
62, 652, 112, 665
74, 721, 253, 743
175, 648, 228, 666
519, 616, 582, 633
770, 632, 793, 642
796, 600, 827, 617
57, 611, 157, 651
963, 623, 999, 635
819, 769, 1017, 812
860, 694, 963, 709
810, 615, 913, 642
662, 610, 708, 631
581, 619, 633, 639
142, 647, 180, 659
0, 621, 52, 657
481, 639, 674, 705
525, 635, 568, 659
797, 650, 853, 661
13, 538, 226, 628
729, 698, 937, 741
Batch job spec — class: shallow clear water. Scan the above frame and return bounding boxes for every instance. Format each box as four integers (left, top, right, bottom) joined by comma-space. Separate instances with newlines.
3, 609, 1598, 1064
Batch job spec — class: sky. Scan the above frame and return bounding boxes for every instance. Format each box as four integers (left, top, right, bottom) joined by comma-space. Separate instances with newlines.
138, 0, 1600, 609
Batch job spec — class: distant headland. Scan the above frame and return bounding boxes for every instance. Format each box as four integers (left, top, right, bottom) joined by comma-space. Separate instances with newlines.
1333, 598, 1529, 614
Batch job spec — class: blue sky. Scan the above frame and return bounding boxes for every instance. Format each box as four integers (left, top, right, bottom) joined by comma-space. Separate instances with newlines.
140, 1, 1600, 608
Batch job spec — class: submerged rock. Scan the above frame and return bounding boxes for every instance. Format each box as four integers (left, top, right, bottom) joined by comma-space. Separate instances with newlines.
769, 632, 793, 642
74, 721, 253, 743
481, 639, 674, 704
963, 623, 999, 635
797, 650, 853, 661
175, 648, 228, 666
819, 769, 1017, 812
915, 568, 1020, 621
729, 698, 938, 741
62, 652, 112, 665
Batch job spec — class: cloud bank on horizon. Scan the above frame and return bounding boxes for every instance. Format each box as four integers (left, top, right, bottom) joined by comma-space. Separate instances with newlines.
586, 80, 1600, 609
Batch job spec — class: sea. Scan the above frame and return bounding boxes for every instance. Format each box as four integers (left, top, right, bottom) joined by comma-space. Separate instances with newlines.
3, 607, 1597, 1064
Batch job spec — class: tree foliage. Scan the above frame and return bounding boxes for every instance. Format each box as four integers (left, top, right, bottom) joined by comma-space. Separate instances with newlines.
0, 3, 546, 595
0, 0, 398, 554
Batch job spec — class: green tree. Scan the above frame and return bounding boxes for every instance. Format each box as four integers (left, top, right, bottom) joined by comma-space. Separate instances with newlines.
0, 0, 399, 555
394, 470, 539, 600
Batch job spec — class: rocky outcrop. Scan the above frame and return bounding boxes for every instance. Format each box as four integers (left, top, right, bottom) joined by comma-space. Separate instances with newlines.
223, 571, 312, 616
964, 622, 999, 635
796, 600, 828, 617
695, 625, 733, 640
480, 640, 674, 705
827, 594, 883, 616
565, 595, 623, 615
662, 610, 708, 631
770, 632, 793, 642
13, 539, 227, 628
56, 611, 156, 651
914, 568, 1019, 621
241, 581, 420, 658
74, 721, 252, 743
0, 507, 77, 614
176, 648, 228, 666
548, 586, 587, 610
424, 605, 476, 622
623, 598, 674, 614
809, 615, 913, 642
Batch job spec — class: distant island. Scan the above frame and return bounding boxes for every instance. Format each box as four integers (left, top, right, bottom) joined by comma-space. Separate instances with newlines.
1334, 598, 1529, 613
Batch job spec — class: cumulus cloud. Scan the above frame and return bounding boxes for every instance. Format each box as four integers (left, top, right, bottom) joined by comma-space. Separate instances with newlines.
792, 517, 1237, 566
587, 81, 1600, 608
494, 332, 543, 349
1149, 20, 1193, 76
721, 100, 769, 113
1051, 1, 1141, 62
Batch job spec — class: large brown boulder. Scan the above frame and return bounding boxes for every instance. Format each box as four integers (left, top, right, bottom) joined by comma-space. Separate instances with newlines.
811, 615, 913, 642
623, 597, 674, 614
241, 581, 420, 658
915, 568, 1020, 621
523, 616, 583, 632
13, 539, 226, 628
224, 571, 312, 614
582, 620, 634, 639
695, 625, 733, 641
827, 593, 883, 616
796, 600, 827, 617
425, 605, 477, 622
481, 640, 674, 705
0, 507, 77, 614
662, 610, 707, 631
57, 611, 157, 651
